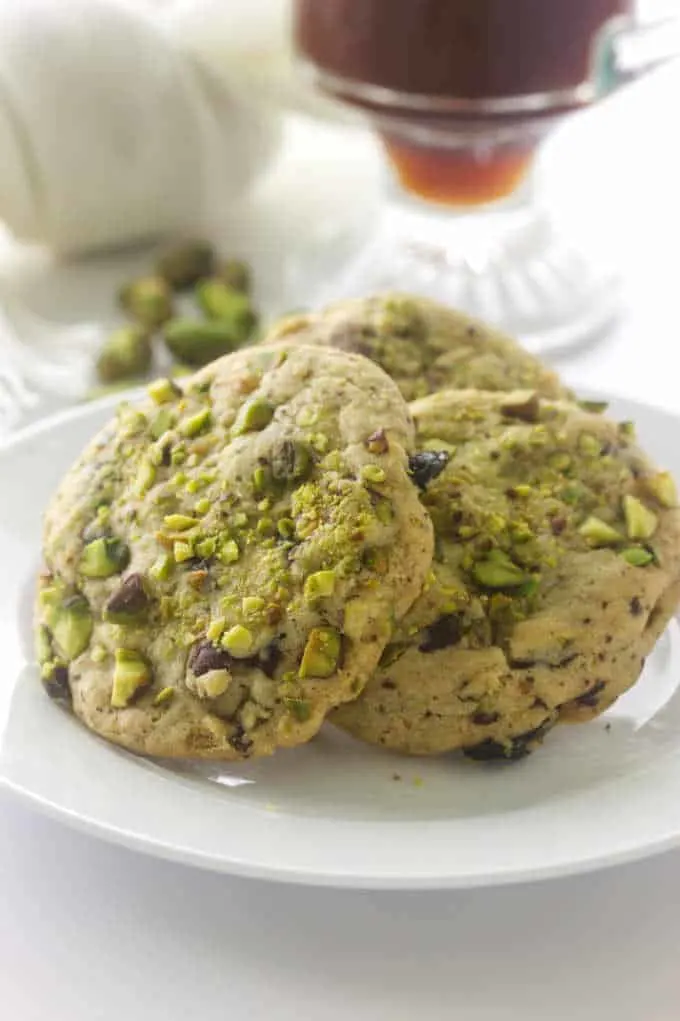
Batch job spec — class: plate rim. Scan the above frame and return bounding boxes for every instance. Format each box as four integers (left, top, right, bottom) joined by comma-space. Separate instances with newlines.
3, 387, 680, 890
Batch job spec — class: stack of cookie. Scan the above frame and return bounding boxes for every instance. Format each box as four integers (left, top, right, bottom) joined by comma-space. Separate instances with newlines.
36, 296, 680, 763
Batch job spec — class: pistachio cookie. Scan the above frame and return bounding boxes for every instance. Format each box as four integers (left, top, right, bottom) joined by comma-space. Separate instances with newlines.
332, 389, 680, 758
265, 294, 568, 402
36, 344, 434, 760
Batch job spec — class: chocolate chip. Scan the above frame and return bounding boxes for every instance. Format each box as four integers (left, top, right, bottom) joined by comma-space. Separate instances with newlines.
550, 516, 567, 536
630, 596, 643, 616
230, 727, 253, 755
189, 640, 233, 677
43, 664, 71, 704
574, 680, 606, 708
408, 451, 450, 490
418, 613, 463, 653
463, 718, 554, 762
471, 711, 500, 726
259, 639, 282, 678
105, 573, 149, 620
381, 679, 397, 690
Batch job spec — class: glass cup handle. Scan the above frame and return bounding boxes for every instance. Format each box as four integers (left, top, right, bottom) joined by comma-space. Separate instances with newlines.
595, 14, 680, 96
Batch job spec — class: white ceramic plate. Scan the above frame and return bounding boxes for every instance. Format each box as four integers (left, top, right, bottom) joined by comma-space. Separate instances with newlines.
2, 390, 680, 889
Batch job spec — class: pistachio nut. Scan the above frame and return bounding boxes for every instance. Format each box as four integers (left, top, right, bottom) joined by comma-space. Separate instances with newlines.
623, 494, 658, 540
163, 318, 241, 367
217, 259, 251, 294
500, 392, 540, 423
95, 326, 152, 384
271, 440, 313, 483
196, 280, 257, 338
578, 516, 623, 547
156, 240, 215, 290
642, 471, 677, 508
620, 547, 654, 567
51, 594, 93, 660
119, 274, 173, 329
472, 551, 530, 589
220, 624, 254, 658
148, 377, 182, 405
298, 627, 342, 679
233, 397, 275, 434
111, 649, 151, 707
80, 537, 130, 578
304, 570, 336, 602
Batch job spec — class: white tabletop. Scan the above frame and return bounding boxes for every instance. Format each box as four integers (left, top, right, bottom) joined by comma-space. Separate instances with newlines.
2, 61, 680, 1021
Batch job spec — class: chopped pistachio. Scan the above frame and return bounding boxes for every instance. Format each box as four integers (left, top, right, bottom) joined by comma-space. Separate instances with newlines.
310, 432, 329, 454
242, 596, 265, 616
298, 627, 341, 679
234, 397, 275, 434
206, 617, 226, 642
80, 537, 130, 578
153, 686, 175, 706
277, 518, 295, 540
217, 259, 251, 294
221, 624, 254, 658
91, 644, 108, 664
150, 407, 175, 441
180, 408, 212, 437
111, 649, 151, 708
271, 440, 313, 483
472, 552, 530, 589
578, 399, 609, 414
135, 459, 157, 495
149, 552, 173, 581
195, 537, 216, 559
284, 697, 312, 722
232, 512, 248, 529
578, 433, 601, 456
256, 518, 274, 537
361, 464, 386, 485
163, 514, 199, 532
36, 624, 52, 664
193, 668, 232, 698
148, 377, 181, 405
298, 406, 318, 427
51, 600, 92, 662
623, 494, 658, 540
171, 447, 187, 466
642, 471, 677, 508
304, 570, 336, 602
548, 452, 572, 472
195, 498, 211, 516
618, 421, 636, 439
252, 466, 270, 494
173, 540, 194, 563
578, 516, 623, 547
217, 539, 240, 564
620, 547, 654, 567
511, 484, 532, 498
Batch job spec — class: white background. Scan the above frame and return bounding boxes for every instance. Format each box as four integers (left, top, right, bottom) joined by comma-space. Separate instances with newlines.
2, 38, 680, 1021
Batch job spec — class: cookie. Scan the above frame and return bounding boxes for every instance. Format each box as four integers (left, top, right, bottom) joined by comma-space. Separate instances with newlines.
36, 344, 433, 760
265, 294, 568, 402
332, 389, 680, 758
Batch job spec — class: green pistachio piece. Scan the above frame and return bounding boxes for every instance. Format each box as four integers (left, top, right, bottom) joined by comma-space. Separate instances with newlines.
111, 649, 151, 708
620, 547, 654, 567
150, 407, 175, 440
194, 498, 211, 516
217, 539, 240, 564
361, 464, 386, 485
284, 697, 311, 722
642, 471, 678, 508
472, 552, 530, 589
217, 259, 251, 294
51, 594, 93, 660
221, 624, 254, 658
163, 318, 240, 367
548, 452, 572, 472
37, 624, 53, 664
195, 279, 257, 337
578, 516, 623, 547
148, 377, 182, 405
578, 433, 602, 456
153, 686, 175, 706
298, 627, 342, 679
163, 514, 199, 532
195, 537, 216, 559
277, 517, 295, 540
134, 459, 157, 495
242, 596, 265, 616
150, 553, 173, 581
256, 518, 274, 537
623, 494, 658, 540
234, 397, 275, 434
578, 400, 609, 414
206, 617, 226, 642
80, 537, 130, 578
104, 574, 150, 624
618, 421, 636, 439
119, 274, 173, 329
192, 668, 232, 698
304, 570, 336, 602
96, 326, 152, 384
173, 540, 194, 563
180, 408, 212, 437
157, 240, 215, 290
